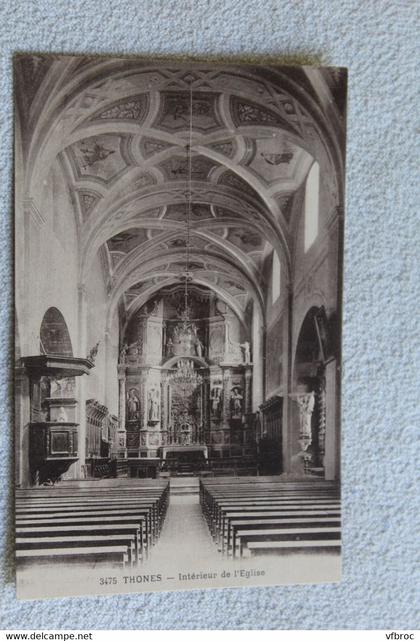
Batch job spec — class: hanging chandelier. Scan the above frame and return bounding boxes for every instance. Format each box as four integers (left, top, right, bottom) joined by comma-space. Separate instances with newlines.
176, 79, 194, 321
170, 358, 202, 387
169, 80, 202, 390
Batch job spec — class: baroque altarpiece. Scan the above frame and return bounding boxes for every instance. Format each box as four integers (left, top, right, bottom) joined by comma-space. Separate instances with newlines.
118, 286, 255, 461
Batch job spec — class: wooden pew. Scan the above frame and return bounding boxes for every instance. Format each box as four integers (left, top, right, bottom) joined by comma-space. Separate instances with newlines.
199, 478, 341, 558
16, 523, 144, 563
16, 513, 149, 561
221, 508, 341, 553
16, 534, 138, 567
235, 526, 341, 558
16, 500, 164, 543
246, 540, 341, 556
16, 545, 130, 568
228, 516, 341, 557
16, 480, 170, 568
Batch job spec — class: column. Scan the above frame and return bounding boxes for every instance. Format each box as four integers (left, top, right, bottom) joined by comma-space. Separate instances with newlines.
244, 365, 252, 414
252, 304, 264, 411
222, 366, 231, 423
116, 368, 127, 458
324, 359, 339, 480
161, 375, 169, 445
118, 367, 126, 428
117, 367, 128, 459
223, 316, 229, 360
15, 366, 31, 487
315, 370, 327, 466
76, 283, 88, 477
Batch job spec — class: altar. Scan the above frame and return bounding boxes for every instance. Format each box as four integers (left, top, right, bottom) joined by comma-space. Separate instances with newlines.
160, 444, 208, 474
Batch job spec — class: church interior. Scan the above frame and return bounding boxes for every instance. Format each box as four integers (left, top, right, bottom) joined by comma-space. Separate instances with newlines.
14, 57, 345, 581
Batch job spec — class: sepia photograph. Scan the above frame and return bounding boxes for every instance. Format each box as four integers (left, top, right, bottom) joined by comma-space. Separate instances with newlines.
14, 55, 346, 600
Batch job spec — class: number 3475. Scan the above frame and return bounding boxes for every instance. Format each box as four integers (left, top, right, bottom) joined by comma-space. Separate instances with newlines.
99, 577, 118, 585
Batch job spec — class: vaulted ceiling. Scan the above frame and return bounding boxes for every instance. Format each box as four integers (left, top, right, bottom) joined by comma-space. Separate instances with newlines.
15, 56, 346, 327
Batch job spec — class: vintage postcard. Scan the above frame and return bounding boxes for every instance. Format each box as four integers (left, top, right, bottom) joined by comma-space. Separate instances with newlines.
14, 55, 346, 599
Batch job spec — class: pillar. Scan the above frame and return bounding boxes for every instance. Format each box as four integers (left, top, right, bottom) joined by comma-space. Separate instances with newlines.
117, 365, 127, 458
15, 366, 31, 487
76, 283, 88, 477
244, 365, 252, 414
324, 358, 339, 480
222, 366, 231, 423
252, 304, 264, 411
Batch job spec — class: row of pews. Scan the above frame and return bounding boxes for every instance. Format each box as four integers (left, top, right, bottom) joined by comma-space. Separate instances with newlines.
200, 477, 341, 558
15, 479, 170, 569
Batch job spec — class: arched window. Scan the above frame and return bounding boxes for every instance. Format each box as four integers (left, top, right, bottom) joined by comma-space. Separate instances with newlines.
272, 251, 281, 303
304, 162, 320, 252
40, 307, 73, 356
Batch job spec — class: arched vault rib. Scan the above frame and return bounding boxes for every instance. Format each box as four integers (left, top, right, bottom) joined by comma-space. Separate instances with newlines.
108, 276, 257, 339
26, 61, 344, 207
126, 278, 249, 328
57, 124, 304, 255
80, 182, 290, 282
110, 227, 269, 293
110, 246, 264, 314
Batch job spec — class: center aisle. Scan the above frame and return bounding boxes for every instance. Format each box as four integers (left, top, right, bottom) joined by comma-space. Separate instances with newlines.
142, 479, 222, 569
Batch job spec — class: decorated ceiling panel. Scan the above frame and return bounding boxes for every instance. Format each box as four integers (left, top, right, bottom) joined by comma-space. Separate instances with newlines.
226, 228, 265, 252
163, 203, 214, 221
107, 228, 149, 254
230, 96, 301, 136
87, 93, 149, 124
66, 134, 131, 184
158, 155, 219, 181
154, 92, 223, 133
140, 137, 175, 159
245, 138, 305, 185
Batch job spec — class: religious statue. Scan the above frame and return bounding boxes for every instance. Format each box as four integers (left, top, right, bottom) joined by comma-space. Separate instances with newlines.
119, 342, 128, 363
195, 336, 204, 358
63, 377, 75, 397
166, 337, 174, 356
296, 391, 315, 451
179, 421, 191, 445
49, 378, 62, 398
172, 311, 197, 356
230, 387, 243, 419
240, 341, 251, 363
87, 341, 100, 363
127, 388, 140, 421
148, 389, 160, 422
57, 406, 68, 422
210, 386, 222, 420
